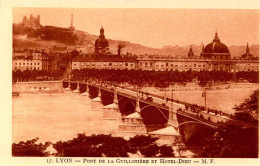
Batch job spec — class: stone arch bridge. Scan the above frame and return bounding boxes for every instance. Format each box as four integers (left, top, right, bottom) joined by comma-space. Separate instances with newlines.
63, 81, 230, 143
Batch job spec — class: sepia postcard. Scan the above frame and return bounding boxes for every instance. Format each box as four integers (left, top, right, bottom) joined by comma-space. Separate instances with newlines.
0, 0, 260, 165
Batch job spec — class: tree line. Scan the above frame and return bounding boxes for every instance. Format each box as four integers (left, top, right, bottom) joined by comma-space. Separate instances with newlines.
70, 69, 259, 88
12, 135, 174, 157
12, 69, 64, 82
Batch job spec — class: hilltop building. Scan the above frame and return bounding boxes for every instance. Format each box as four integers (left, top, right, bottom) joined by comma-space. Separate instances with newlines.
72, 28, 259, 73
22, 14, 41, 28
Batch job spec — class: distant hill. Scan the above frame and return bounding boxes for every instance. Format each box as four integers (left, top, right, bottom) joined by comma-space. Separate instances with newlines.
13, 23, 259, 58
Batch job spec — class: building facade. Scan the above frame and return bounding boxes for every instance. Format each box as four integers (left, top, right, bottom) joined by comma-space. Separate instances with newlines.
72, 28, 259, 73
12, 50, 48, 71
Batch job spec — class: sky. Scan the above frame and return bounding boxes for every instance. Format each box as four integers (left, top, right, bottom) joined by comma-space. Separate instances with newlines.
13, 8, 259, 48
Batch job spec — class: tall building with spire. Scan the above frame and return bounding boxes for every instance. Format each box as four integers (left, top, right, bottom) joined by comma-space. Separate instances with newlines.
188, 45, 194, 58
241, 42, 255, 59
94, 26, 109, 54
68, 14, 75, 31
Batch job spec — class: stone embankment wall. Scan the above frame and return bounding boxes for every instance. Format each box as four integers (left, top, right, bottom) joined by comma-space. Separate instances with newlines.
13, 81, 63, 92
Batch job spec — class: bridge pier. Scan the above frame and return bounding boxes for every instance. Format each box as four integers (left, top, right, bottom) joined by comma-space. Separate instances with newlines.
90, 87, 103, 111
73, 82, 80, 93
64, 81, 71, 90
168, 102, 186, 128
118, 93, 147, 136
80, 84, 89, 96
102, 103, 121, 120
102, 87, 121, 120
118, 112, 147, 136
148, 126, 179, 144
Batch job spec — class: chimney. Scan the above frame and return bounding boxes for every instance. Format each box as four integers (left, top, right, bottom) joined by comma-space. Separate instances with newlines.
117, 48, 121, 56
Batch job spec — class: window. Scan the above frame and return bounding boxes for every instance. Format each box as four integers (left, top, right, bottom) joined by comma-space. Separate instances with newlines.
98, 62, 101, 66
194, 64, 196, 67
81, 62, 84, 66
109, 63, 112, 66
38, 62, 40, 65
166, 63, 168, 66
74, 63, 76, 66
125, 63, 128, 66
114, 63, 117, 66
86, 62, 89, 66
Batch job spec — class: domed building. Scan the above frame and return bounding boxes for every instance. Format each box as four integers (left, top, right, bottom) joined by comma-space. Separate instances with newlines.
241, 42, 255, 60
201, 32, 231, 60
95, 26, 109, 54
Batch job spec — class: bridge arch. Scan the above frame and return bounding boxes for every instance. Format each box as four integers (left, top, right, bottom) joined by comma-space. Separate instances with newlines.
117, 96, 136, 115
140, 105, 168, 122
118, 96, 136, 108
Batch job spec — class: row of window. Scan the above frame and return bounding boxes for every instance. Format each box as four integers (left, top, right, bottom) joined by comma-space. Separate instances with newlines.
141, 62, 208, 67
74, 62, 135, 67
14, 62, 41, 66
13, 66, 41, 70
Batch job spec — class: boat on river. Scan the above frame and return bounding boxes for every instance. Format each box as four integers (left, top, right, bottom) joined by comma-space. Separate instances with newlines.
12, 92, 20, 96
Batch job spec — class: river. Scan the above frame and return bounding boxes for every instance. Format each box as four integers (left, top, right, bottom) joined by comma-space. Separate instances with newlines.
12, 83, 258, 144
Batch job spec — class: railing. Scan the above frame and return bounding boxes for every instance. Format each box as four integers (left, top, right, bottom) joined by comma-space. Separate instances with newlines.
177, 110, 220, 128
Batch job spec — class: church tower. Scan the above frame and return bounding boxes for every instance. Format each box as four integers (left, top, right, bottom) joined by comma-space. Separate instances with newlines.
188, 45, 194, 58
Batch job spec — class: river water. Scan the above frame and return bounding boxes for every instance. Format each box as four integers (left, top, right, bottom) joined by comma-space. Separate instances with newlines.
12, 92, 119, 143
12, 83, 258, 144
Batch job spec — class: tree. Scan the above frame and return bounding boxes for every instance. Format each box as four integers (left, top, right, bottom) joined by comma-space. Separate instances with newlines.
198, 90, 259, 158
173, 136, 186, 157
234, 90, 259, 122
12, 138, 51, 157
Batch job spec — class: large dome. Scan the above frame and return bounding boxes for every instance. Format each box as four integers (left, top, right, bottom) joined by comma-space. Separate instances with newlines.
204, 33, 229, 53
95, 38, 109, 47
